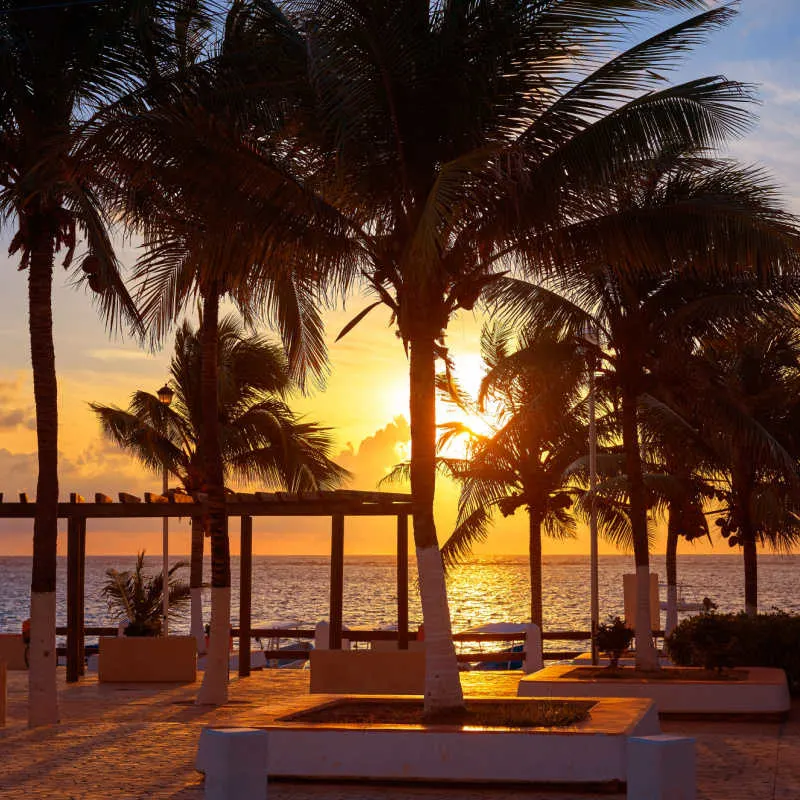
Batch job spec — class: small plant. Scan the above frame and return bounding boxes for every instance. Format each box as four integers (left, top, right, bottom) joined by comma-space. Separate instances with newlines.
596, 617, 634, 669
101, 551, 190, 636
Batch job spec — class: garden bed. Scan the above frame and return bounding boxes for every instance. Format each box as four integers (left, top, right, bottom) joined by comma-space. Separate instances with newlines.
290, 698, 592, 727
518, 664, 789, 718
564, 666, 748, 682
196, 695, 661, 786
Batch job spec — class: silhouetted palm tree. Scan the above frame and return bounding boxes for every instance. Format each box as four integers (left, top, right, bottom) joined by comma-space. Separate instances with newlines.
91, 314, 349, 650
304, 0, 767, 696
96, 0, 791, 705
672, 323, 800, 615
433, 324, 631, 628
0, 1, 167, 725
487, 152, 800, 667
89, 1, 356, 705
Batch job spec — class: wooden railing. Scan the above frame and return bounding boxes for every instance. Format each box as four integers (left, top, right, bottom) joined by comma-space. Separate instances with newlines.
55, 625, 664, 664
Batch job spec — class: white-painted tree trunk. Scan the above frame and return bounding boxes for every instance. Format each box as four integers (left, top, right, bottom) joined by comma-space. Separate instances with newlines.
416, 545, 463, 711
665, 583, 678, 637
191, 587, 206, 655
196, 586, 230, 705
635, 565, 659, 670
28, 591, 58, 726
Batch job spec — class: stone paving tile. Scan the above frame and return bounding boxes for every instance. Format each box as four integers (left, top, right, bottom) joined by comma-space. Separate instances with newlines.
1, 669, 798, 800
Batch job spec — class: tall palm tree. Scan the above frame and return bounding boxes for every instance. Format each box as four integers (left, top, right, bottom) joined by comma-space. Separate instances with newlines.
299, 0, 769, 701
434, 324, 631, 628
673, 323, 800, 614
487, 153, 800, 667
89, 1, 357, 705
0, 1, 169, 725
98, 0, 781, 708
91, 314, 349, 651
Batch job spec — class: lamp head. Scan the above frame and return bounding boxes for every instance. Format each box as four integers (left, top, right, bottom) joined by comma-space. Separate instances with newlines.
157, 384, 174, 406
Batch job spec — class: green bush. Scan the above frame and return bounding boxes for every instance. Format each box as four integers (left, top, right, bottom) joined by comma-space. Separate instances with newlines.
666, 611, 800, 692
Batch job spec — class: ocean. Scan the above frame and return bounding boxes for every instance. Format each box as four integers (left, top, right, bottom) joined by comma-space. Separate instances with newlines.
1, 554, 798, 643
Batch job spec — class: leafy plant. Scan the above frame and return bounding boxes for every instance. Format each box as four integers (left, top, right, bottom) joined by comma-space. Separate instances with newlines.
667, 611, 800, 690
596, 617, 634, 670
101, 552, 191, 637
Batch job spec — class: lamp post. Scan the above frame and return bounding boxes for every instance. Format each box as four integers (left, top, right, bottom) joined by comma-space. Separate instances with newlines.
157, 383, 174, 636
582, 326, 600, 665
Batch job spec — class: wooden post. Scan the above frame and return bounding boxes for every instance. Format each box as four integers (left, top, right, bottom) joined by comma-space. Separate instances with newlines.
239, 516, 253, 678
397, 515, 409, 650
78, 518, 87, 676
66, 518, 80, 683
329, 514, 345, 649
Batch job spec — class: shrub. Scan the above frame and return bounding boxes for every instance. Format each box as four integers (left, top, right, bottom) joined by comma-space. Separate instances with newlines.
666, 611, 800, 692
596, 617, 634, 669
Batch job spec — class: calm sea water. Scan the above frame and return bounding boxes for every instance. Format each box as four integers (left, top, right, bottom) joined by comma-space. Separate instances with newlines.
1, 554, 798, 644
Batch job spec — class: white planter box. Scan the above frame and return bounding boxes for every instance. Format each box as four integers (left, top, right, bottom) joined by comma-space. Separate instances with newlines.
198, 696, 660, 786
518, 665, 790, 717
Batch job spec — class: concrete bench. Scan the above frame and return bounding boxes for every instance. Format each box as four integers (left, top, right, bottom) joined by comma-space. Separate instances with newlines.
196, 727, 268, 799
628, 734, 695, 799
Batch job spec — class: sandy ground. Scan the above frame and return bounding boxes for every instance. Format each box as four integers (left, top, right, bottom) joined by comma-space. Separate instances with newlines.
1, 668, 798, 800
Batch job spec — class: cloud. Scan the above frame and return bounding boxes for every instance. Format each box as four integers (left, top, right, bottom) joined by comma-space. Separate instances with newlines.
0, 408, 35, 430
85, 347, 154, 362
336, 416, 410, 490
0, 376, 35, 430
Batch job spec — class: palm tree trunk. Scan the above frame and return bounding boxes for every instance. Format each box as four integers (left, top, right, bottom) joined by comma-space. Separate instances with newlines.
528, 511, 543, 628
665, 506, 679, 637
742, 530, 758, 616
732, 468, 758, 616
190, 517, 206, 654
196, 286, 230, 705
28, 221, 60, 727
620, 384, 658, 670
409, 334, 463, 713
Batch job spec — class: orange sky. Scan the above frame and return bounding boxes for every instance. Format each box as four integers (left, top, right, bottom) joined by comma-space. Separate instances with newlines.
0, 266, 720, 558
0, 2, 798, 558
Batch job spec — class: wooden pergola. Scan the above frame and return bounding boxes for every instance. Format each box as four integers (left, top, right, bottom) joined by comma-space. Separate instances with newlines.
1, 489, 413, 682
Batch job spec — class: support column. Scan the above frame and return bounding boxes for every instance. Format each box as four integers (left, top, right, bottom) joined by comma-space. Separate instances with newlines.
239, 516, 253, 678
397, 515, 409, 650
329, 514, 344, 649
78, 518, 87, 676
66, 518, 80, 683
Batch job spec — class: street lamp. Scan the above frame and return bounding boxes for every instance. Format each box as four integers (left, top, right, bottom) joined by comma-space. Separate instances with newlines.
581, 325, 600, 665
157, 383, 174, 636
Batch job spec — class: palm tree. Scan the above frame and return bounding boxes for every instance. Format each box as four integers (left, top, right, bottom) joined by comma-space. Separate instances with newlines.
88, 2, 357, 705
102, 552, 191, 637
487, 153, 800, 667
91, 314, 349, 651
433, 324, 631, 629
671, 323, 800, 614
97, 0, 783, 708
295, 0, 772, 702
0, 1, 169, 725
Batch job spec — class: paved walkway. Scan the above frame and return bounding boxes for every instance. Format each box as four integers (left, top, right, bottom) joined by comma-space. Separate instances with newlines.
0, 669, 798, 799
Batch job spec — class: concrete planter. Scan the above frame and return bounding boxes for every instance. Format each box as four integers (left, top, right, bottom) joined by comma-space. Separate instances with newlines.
197, 696, 660, 786
99, 636, 197, 683
518, 664, 790, 717
309, 650, 425, 695
0, 635, 27, 670
0, 661, 6, 726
